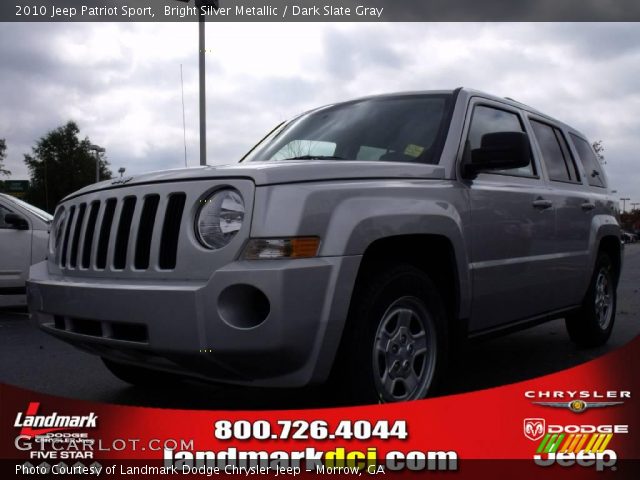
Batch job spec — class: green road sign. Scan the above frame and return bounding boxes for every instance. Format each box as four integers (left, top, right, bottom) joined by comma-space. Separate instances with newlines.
0, 180, 30, 198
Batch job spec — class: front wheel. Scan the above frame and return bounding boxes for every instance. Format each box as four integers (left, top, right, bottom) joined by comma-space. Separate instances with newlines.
565, 252, 617, 348
371, 296, 439, 402
332, 264, 447, 404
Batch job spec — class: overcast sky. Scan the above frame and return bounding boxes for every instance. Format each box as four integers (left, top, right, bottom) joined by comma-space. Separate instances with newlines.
0, 22, 638, 203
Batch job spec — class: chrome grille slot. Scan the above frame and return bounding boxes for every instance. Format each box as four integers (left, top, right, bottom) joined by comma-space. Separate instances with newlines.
96, 198, 117, 269
134, 194, 160, 270
159, 193, 186, 270
60, 205, 76, 267
69, 203, 86, 268
113, 196, 137, 270
81, 201, 100, 269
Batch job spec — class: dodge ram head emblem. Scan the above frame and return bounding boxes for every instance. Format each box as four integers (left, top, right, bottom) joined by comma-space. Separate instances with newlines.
524, 418, 546, 441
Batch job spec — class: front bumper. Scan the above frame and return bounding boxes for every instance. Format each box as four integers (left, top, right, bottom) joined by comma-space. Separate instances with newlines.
27, 256, 360, 387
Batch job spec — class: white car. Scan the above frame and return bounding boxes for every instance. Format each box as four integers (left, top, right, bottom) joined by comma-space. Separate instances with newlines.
0, 193, 51, 307
621, 231, 634, 244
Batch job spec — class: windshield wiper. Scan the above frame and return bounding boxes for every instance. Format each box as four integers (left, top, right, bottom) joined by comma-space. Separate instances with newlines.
282, 155, 345, 161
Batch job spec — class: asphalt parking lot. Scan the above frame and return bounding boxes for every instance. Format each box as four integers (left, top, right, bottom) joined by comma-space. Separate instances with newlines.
1, 245, 639, 410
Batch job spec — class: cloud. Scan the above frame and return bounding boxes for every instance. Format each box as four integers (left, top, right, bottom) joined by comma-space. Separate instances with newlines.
323, 26, 405, 78
0, 22, 638, 203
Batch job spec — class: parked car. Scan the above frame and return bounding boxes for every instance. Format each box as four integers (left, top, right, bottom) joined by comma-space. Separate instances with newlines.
0, 193, 51, 307
27, 88, 621, 403
621, 231, 637, 244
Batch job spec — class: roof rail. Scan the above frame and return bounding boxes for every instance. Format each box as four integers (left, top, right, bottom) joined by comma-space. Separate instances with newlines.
505, 96, 535, 110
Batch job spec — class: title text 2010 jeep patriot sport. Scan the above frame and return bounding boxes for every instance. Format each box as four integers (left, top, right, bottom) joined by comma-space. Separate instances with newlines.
27, 88, 622, 403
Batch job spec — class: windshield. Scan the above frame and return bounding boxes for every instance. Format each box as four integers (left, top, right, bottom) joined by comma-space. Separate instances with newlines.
3, 195, 53, 223
242, 94, 454, 164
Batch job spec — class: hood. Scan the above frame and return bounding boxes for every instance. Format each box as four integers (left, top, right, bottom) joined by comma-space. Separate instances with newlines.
63, 161, 446, 201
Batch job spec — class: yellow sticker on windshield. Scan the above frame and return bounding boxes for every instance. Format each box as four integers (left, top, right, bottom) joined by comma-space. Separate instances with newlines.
404, 144, 424, 158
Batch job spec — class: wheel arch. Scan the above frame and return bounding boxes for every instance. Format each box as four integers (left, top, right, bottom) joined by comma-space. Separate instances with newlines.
598, 235, 622, 286
352, 234, 466, 328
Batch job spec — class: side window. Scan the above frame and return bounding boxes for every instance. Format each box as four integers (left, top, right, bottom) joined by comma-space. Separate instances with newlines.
0, 204, 12, 229
570, 134, 606, 188
468, 105, 535, 176
530, 120, 580, 183
555, 129, 581, 181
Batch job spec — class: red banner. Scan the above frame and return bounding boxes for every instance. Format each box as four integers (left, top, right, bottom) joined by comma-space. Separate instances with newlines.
2, 337, 639, 478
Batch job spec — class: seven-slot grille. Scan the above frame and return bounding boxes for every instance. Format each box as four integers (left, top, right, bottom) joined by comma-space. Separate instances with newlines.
55, 192, 187, 271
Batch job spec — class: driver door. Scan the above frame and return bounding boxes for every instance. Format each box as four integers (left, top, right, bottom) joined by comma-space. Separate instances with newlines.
0, 202, 32, 292
463, 100, 557, 332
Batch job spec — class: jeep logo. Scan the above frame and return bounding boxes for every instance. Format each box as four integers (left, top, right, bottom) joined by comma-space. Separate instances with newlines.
534, 451, 617, 471
111, 177, 133, 185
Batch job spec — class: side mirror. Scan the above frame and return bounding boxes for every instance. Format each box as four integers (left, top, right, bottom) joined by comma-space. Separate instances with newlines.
464, 131, 531, 176
4, 212, 29, 230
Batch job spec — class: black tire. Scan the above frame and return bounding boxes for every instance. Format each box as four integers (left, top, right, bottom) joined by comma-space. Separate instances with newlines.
331, 264, 447, 404
565, 253, 617, 348
102, 358, 181, 387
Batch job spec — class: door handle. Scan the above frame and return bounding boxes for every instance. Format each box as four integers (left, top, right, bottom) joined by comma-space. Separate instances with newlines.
581, 202, 596, 211
532, 198, 553, 210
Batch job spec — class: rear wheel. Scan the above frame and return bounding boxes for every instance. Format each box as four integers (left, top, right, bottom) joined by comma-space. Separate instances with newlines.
102, 358, 181, 387
565, 252, 617, 347
332, 264, 447, 404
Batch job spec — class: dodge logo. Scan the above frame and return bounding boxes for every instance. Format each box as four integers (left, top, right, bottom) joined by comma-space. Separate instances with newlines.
524, 418, 546, 441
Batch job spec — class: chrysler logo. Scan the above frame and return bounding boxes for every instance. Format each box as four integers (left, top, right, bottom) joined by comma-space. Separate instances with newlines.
533, 400, 623, 413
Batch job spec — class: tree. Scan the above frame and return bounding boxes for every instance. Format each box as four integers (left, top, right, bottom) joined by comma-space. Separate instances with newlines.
24, 121, 112, 212
592, 140, 605, 164
0, 138, 10, 177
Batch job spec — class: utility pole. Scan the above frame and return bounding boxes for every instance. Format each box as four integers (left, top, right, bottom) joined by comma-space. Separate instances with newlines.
175, 0, 219, 166
180, 64, 188, 167
631, 202, 639, 212
620, 197, 631, 213
198, 4, 206, 166
43, 155, 49, 212
89, 144, 105, 184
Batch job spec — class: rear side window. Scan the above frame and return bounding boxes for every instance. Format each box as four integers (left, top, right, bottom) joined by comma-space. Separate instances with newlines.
530, 120, 580, 183
570, 134, 606, 188
467, 105, 535, 176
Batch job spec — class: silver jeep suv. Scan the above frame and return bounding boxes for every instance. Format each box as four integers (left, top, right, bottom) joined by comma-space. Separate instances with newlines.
27, 88, 621, 403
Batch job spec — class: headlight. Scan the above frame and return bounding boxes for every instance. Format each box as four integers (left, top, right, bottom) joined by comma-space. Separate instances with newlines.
48, 207, 66, 256
196, 188, 245, 249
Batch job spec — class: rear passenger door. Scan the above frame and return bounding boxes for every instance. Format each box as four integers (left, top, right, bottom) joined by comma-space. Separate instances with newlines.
463, 100, 556, 332
526, 117, 592, 309
568, 132, 612, 291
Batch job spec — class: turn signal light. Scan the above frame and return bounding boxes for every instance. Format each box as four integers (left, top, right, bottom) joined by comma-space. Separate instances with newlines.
243, 237, 320, 260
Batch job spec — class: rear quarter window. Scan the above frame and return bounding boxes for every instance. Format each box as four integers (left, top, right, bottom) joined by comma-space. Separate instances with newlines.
570, 134, 606, 188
